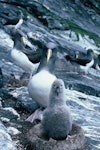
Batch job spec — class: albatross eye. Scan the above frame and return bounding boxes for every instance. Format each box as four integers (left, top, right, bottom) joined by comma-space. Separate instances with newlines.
53, 84, 56, 89
60, 84, 63, 89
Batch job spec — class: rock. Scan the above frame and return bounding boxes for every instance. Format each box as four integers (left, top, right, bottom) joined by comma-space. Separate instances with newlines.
10, 86, 39, 113
26, 123, 86, 150
7, 126, 21, 135
55, 66, 100, 97
0, 107, 20, 121
81, 0, 100, 10
0, 87, 17, 108
0, 121, 17, 150
0, 0, 100, 149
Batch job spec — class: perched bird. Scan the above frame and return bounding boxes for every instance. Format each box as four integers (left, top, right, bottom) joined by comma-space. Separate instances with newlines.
21, 37, 43, 64
65, 49, 94, 74
41, 79, 72, 140
11, 29, 39, 75
93, 54, 100, 71
11, 29, 44, 63
26, 42, 57, 122
0, 68, 3, 88
1, 11, 23, 29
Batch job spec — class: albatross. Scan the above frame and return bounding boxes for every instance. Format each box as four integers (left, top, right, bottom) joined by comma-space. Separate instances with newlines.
93, 54, 100, 71
1, 11, 23, 29
65, 49, 94, 74
41, 79, 72, 140
11, 29, 40, 76
26, 42, 57, 122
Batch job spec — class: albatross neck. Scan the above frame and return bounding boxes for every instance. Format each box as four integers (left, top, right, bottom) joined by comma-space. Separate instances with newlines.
36, 47, 57, 74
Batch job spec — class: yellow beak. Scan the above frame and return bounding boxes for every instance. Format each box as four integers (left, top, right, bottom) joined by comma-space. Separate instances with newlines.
21, 37, 26, 46
75, 51, 79, 59
76, 54, 78, 59
47, 49, 52, 63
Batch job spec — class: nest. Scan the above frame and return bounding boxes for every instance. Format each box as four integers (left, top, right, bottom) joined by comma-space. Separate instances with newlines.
26, 123, 86, 150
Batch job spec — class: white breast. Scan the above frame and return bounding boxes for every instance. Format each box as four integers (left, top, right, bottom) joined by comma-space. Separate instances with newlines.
80, 59, 94, 74
15, 18, 23, 29
11, 48, 39, 73
96, 64, 100, 71
28, 70, 57, 107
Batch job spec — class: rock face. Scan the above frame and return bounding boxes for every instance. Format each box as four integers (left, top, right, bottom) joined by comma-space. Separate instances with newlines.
26, 123, 86, 150
0, 0, 100, 150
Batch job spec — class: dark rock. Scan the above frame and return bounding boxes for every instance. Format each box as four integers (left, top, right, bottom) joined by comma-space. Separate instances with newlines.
26, 123, 86, 150
81, 0, 100, 11
0, 87, 17, 108
0, 59, 24, 84
10, 87, 39, 113
0, 107, 20, 121
16, 96, 39, 113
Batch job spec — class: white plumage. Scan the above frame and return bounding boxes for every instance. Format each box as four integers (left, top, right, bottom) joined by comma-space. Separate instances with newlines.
28, 70, 56, 107
11, 48, 39, 74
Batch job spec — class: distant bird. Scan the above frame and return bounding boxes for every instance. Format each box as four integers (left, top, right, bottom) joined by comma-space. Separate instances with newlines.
1, 11, 23, 29
0, 68, 3, 88
26, 42, 57, 122
11, 29, 39, 75
41, 79, 72, 140
93, 54, 100, 71
11, 29, 44, 63
21, 37, 43, 64
65, 49, 94, 74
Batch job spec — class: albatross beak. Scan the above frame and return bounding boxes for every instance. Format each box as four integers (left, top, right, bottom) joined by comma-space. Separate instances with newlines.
21, 37, 26, 46
76, 54, 78, 59
75, 51, 79, 59
47, 49, 52, 63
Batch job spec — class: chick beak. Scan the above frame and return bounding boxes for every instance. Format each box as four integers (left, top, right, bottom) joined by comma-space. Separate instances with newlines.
47, 48, 52, 63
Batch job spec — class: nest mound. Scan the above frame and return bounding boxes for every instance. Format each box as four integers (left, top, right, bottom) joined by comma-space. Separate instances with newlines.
26, 123, 86, 150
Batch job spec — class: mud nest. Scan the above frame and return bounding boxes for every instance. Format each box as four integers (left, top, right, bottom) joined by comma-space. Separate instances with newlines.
25, 123, 86, 150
